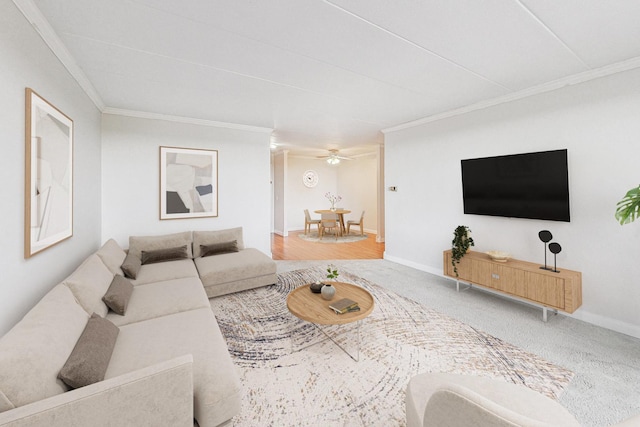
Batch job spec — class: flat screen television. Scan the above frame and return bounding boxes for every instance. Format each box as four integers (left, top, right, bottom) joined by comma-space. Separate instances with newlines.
461, 149, 570, 222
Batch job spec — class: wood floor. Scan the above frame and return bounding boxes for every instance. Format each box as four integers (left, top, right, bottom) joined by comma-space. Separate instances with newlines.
271, 230, 385, 260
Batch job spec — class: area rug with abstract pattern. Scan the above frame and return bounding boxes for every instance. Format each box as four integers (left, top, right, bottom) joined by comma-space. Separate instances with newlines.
210, 268, 574, 426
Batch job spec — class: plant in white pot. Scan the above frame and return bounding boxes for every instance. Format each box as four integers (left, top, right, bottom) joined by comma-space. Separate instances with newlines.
321, 264, 339, 300
451, 225, 475, 277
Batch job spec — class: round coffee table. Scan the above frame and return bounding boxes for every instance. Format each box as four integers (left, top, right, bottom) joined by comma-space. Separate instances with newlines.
287, 282, 374, 360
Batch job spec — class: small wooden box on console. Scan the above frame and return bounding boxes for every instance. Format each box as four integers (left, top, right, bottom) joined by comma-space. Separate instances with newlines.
443, 250, 582, 320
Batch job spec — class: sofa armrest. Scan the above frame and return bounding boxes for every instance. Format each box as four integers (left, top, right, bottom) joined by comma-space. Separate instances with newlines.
0, 355, 194, 427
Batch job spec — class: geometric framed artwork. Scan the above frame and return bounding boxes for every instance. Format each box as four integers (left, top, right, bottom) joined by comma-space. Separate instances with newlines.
159, 146, 218, 220
24, 88, 74, 258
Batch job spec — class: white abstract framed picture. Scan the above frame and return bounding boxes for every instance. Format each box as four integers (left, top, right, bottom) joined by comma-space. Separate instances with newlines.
160, 146, 218, 219
24, 88, 74, 258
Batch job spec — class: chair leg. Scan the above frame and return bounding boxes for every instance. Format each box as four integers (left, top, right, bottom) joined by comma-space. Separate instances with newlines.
347, 224, 351, 235
360, 222, 364, 235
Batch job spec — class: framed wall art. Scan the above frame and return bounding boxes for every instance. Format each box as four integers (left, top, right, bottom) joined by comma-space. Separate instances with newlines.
24, 88, 74, 258
160, 146, 218, 219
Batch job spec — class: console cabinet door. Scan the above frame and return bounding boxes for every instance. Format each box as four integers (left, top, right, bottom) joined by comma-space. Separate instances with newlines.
445, 253, 473, 281
493, 265, 526, 298
524, 272, 565, 310
471, 259, 492, 287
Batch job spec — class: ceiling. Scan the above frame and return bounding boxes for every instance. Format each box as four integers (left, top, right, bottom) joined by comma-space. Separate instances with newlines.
21, 0, 640, 157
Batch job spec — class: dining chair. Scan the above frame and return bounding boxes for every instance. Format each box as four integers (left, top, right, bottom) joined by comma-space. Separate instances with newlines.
304, 209, 321, 235
347, 211, 365, 235
320, 213, 341, 240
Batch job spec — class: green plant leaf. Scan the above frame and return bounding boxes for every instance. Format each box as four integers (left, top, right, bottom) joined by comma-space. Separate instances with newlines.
450, 225, 475, 277
615, 185, 640, 225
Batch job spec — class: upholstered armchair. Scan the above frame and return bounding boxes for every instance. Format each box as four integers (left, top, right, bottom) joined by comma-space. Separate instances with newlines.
304, 209, 320, 234
406, 372, 581, 427
406, 372, 640, 427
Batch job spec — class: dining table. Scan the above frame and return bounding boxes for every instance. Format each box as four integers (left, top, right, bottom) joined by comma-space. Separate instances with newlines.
314, 209, 351, 235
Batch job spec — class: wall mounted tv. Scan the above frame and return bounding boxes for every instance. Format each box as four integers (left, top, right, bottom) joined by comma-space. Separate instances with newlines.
461, 149, 570, 222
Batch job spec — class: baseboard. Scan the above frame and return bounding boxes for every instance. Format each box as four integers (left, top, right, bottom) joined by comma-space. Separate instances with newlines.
383, 254, 443, 277
571, 311, 640, 340
383, 254, 640, 340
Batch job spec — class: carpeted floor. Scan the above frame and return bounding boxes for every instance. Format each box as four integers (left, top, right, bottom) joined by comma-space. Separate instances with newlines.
211, 267, 574, 426
270, 259, 640, 427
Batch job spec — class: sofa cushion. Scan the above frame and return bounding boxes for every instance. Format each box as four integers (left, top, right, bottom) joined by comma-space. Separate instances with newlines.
106, 277, 210, 327
95, 239, 127, 276
193, 228, 244, 258
141, 245, 189, 265
58, 313, 119, 389
0, 285, 89, 410
130, 259, 199, 286
200, 240, 239, 257
195, 248, 276, 287
121, 252, 142, 279
129, 231, 193, 260
105, 308, 242, 427
102, 275, 134, 315
63, 254, 113, 317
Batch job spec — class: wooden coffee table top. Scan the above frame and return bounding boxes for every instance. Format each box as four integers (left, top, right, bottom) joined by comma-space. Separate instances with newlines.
287, 281, 374, 325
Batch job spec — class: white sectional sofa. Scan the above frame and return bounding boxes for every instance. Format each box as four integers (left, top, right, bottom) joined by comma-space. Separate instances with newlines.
0, 227, 277, 427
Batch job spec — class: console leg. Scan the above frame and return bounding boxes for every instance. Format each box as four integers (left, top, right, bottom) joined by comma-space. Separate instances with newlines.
542, 307, 559, 322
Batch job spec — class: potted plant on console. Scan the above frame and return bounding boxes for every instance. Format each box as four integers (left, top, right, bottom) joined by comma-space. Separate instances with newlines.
451, 225, 475, 277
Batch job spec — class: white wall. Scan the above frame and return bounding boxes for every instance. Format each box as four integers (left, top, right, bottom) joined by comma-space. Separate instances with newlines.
384, 68, 640, 338
334, 154, 378, 234
272, 151, 287, 236
101, 114, 272, 255
285, 155, 377, 233
0, 2, 102, 335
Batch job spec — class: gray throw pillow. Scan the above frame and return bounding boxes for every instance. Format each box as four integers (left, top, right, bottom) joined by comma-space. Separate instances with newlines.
58, 313, 119, 389
140, 245, 189, 265
200, 240, 239, 257
120, 252, 141, 279
102, 275, 134, 315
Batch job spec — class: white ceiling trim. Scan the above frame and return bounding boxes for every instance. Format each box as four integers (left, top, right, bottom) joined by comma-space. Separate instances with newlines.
103, 107, 273, 134
383, 55, 640, 134
12, 0, 105, 110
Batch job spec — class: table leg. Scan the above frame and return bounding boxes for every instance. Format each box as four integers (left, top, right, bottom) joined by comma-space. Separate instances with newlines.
290, 320, 362, 362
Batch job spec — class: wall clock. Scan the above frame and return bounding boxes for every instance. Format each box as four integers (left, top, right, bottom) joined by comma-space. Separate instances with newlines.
303, 170, 318, 188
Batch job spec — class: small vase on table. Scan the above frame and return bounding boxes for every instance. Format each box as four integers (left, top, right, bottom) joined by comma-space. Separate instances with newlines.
321, 284, 336, 300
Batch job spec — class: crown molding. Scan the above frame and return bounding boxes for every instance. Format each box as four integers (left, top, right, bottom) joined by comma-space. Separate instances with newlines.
103, 108, 273, 133
13, 0, 105, 110
383, 56, 640, 134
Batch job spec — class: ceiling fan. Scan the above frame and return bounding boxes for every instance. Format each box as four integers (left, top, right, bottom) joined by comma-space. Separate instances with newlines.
316, 149, 352, 165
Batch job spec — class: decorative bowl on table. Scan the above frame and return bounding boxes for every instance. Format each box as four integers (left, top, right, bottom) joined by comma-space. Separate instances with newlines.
486, 251, 511, 262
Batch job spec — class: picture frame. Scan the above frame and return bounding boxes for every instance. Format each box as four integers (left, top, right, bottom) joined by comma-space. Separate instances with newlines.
24, 88, 74, 258
160, 146, 218, 220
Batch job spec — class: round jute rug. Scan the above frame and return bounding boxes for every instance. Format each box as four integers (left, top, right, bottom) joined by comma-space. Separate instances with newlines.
297, 231, 368, 243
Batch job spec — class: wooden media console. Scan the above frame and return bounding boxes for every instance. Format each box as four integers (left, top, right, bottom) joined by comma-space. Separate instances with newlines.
443, 250, 582, 321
